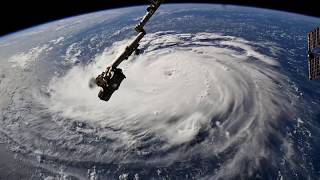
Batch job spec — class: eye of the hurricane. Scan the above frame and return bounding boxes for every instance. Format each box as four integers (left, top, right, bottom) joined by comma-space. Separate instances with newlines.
38, 32, 295, 175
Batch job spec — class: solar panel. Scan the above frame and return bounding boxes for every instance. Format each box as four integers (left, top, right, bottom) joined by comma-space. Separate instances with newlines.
308, 27, 320, 52
308, 27, 320, 80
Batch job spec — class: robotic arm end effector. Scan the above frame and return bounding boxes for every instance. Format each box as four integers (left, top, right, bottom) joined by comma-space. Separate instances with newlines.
96, 67, 126, 101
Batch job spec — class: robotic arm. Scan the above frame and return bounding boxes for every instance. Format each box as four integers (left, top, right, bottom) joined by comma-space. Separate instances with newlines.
95, 0, 163, 101
135, 0, 164, 33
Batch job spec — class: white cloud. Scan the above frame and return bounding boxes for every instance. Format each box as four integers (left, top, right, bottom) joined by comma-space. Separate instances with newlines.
31, 32, 297, 178
8, 44, 49, 68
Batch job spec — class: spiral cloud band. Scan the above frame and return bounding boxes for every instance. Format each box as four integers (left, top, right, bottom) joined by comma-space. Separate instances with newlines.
2, 32, 301, 178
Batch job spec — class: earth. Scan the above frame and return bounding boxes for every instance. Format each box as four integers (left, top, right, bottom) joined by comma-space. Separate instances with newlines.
0, 4, 320, 180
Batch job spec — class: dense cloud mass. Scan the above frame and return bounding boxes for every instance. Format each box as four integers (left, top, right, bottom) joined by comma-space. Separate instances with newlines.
4, 31, 297, 178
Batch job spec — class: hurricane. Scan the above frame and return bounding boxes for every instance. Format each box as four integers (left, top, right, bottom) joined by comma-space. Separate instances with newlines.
0, 28, 312, 179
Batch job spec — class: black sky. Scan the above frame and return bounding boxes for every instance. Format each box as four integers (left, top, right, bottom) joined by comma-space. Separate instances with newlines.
0, 0, 319, 37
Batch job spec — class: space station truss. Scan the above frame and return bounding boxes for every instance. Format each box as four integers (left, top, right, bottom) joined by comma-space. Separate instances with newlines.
308, 27, 320, 80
